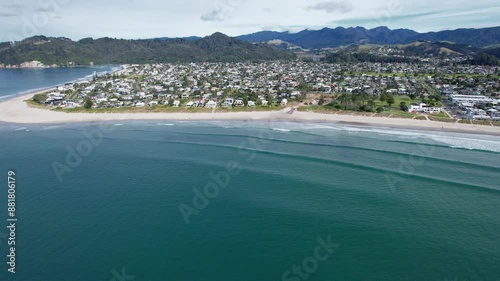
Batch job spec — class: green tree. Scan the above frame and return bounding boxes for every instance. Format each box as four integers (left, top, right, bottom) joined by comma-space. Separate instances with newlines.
84, 98, 93, 109
318, 95, 325, 106
386, 95, 395, 108
33, 93, 47, 104
379, 92, 387, 103
400, 102, 408, 112
376, 107, 384, 113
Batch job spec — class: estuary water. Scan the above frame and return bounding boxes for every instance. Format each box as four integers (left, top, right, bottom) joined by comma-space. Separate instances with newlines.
0, 66, 118, 100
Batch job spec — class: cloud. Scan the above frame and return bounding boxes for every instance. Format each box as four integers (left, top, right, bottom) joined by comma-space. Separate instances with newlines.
3, 4, 24, 9
200, 8, 224, 22
0, 12, 17, 17
308, 1, 353, 14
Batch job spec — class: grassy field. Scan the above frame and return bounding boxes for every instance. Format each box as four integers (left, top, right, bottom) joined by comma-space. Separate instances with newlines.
428, 116, 457, 123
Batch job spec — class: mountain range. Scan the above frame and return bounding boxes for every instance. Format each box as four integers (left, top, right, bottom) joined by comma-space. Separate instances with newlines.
236, 26, 500, 49
1, 26, 500, 66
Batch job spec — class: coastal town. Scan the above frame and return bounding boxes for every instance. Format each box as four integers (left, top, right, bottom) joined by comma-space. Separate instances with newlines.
32, 61, 500, 124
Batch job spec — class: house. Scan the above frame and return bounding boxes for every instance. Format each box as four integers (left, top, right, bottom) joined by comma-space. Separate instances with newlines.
148, 101, 159, 107
65, 102, 77, 109
185, 101, 194, 108
181, 93, 191, 99
234, 100, 244, 107
408, 103, 442, 114
172, 100, 180, 107
247, 101, 256, 107
262, 100, 269, 106
222, 98, 234, 107
135, 102, 145, 107
281, 99, 288, 106
205, 100, 217, 109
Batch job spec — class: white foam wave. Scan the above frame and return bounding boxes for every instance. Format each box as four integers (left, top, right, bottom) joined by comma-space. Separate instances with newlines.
429, 135, 500, 153
272, 128, 292, 132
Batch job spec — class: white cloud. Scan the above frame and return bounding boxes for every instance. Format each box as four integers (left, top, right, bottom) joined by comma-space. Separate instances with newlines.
308, 1, 354, 14
201, 8, 225, 22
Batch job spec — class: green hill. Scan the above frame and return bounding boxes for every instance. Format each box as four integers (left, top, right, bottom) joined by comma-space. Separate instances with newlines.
0, 33, 295, 66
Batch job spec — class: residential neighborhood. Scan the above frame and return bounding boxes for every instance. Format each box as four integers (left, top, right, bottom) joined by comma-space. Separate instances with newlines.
35, 61, 500, 122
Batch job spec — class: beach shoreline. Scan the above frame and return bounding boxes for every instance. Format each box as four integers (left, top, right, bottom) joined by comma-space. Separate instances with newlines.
1, 91, 500, 136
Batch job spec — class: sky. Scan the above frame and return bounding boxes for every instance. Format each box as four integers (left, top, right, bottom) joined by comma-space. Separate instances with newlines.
0, 0, 499, 42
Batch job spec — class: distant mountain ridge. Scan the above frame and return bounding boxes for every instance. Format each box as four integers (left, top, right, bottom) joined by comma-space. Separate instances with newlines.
236, 26, 500, 48
0, 33, 295, 66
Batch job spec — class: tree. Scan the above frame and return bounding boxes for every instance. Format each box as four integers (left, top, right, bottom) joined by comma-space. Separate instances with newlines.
376, 107, 384, 113
33, 93, 47, 104
409, 94, 416, 100
399, 102, 408, 112
379, 92, 387, 103
386, 95, 395, 108
318, 95, 325, 106
84, 98, 93, 109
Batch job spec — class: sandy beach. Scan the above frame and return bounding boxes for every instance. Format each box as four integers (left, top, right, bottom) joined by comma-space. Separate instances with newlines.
1, 91, 500, 135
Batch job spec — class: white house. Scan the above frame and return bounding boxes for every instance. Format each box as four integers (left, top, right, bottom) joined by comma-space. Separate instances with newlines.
262, 100, 269, 106
222, 98, 234, 108
205, 100, 217, 109
408, 103, 442, 114
281, 99, 288, 106
135, 102, 145, 107
185, 101, 194, 108
172, 100, 180, 107
148, 101, 159, 107
247, 101, 256, 107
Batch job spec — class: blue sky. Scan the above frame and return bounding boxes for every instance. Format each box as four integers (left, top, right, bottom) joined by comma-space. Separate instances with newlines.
0, 0, 499, 41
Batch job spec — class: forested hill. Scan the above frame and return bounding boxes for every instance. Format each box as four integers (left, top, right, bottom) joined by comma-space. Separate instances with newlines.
237, 26, 500, 49
0, 33, 295, 66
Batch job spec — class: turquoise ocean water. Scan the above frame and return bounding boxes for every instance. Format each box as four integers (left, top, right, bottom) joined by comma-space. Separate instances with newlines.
0, 120, 499, 281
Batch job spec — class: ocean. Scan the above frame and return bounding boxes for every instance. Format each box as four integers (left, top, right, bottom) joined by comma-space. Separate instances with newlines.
0, 120, 499, 281
0, 66, 118, 100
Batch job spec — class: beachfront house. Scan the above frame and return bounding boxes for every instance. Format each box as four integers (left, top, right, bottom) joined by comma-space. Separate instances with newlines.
173, 100, 180, 107
281, 99, 288, 106
205, 100, 217, 109
185, 101, 194, 108
222, 98, 234, 108
234, 100, 244, 107
408, 103, 442, 114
